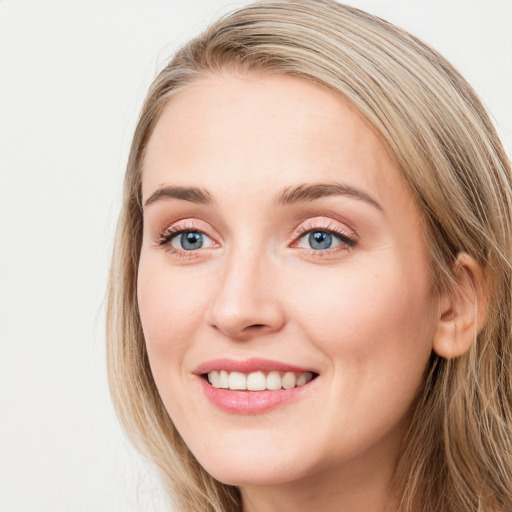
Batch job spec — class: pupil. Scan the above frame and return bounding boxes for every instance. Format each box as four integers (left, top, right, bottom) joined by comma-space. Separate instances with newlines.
309, 231, 332, 250
181, 231, 203, 250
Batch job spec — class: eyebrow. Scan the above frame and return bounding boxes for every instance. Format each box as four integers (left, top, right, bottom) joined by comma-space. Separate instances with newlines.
143, 182, 382, 211
144, 186, 214, 208
275, 183, 383, 211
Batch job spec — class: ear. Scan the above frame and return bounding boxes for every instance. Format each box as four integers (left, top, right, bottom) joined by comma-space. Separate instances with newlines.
433, 252, 489, 359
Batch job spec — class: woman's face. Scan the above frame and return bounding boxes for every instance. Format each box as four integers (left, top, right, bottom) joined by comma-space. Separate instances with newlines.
138, 72, 440, 491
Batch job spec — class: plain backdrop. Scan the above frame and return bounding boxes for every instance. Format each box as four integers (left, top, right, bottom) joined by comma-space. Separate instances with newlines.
0, 1, 511, 511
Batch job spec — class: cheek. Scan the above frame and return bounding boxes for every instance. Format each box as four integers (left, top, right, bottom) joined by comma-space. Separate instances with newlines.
287, 257, 436, 366
137, 260, 209, 360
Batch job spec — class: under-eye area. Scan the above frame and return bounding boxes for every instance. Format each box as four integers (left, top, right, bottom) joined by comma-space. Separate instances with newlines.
204, 370, 319, 391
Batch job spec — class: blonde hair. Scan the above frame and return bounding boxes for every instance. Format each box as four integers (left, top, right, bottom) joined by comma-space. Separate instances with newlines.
106, 1, 512, 510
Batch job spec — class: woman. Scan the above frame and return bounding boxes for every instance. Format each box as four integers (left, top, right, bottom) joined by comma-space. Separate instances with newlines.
106, 1, 512, 510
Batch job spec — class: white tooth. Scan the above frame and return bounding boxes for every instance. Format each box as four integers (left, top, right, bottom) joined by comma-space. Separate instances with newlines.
219, 370, 229, 388
282, 372, 296, 389
296, 372, 314, 386
247, 371, 266, 391
228, 371, 247, 390
296, 373, 307, 386
210, 371, 221, 388
266, 371, 282, 390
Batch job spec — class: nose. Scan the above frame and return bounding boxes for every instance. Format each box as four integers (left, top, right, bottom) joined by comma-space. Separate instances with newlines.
205, 248, 286, 340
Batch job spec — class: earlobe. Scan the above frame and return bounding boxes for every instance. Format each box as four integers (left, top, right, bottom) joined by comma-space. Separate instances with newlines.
432, 253, 489, 359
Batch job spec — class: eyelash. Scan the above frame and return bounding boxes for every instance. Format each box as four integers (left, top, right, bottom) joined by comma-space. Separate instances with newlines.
291, 221, 358, 254
156, 222, 216, 259
156, 219, 358, 258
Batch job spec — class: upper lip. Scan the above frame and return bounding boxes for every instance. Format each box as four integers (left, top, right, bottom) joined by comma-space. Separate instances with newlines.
194, 357, 317, 375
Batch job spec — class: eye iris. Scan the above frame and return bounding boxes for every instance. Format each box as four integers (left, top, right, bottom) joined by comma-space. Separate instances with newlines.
309, 231, 332, 250
180, 231, 203, 250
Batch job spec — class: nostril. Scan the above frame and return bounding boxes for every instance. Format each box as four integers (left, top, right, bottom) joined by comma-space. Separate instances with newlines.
244, 324, 270, 332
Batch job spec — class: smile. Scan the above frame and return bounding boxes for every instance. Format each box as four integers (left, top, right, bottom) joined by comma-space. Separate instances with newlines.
195, 358, 319, 414
206, 370, 314, 391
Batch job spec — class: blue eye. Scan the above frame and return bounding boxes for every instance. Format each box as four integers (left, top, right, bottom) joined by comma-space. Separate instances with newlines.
296, 228, 354, 251
158, 224, 217, 255
308, 231, 333, 250
171, 231, 207, 250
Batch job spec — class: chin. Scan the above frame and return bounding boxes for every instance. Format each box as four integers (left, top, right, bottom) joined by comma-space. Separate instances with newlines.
207, 465, 302, 488
192, 446, 310, 487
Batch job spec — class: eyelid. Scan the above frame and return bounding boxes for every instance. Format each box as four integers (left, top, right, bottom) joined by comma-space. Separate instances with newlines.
288, 217, 359, 256
155, 218, 220, 250
291, 217, 358, 242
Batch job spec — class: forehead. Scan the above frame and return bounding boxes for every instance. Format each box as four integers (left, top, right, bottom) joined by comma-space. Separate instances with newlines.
142, 71, 411, 213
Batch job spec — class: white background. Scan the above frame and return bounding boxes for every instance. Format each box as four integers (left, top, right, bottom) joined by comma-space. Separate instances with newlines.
0, 1, 511, 511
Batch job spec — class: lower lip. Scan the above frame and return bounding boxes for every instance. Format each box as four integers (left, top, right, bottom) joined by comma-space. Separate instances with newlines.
198, 377, 313, 414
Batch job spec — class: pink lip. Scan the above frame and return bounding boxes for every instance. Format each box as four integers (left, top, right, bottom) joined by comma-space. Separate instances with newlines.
194, 357, 315, 375
197, 377, 314, 414
193, 358, 318, 415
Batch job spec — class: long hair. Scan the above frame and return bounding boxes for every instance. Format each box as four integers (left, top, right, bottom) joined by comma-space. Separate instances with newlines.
106, 1, 512, 510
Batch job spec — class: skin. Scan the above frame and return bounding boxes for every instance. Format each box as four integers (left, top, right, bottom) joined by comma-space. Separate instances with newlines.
137, 71, 446, 512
